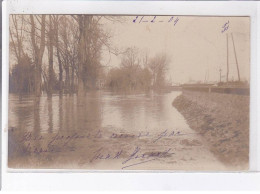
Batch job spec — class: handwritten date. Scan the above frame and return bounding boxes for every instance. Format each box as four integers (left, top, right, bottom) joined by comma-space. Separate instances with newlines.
133, 16, 179, 26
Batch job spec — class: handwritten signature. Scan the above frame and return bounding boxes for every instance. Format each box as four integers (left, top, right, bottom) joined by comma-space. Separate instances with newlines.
89, 146, 175, 169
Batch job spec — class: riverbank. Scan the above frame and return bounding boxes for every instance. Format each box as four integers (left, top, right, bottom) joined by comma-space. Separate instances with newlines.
172, 91, 249, 169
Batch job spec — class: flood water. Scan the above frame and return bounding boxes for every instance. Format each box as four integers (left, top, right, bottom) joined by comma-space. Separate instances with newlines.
8, 90, 228, 170
9, 91, 185, 134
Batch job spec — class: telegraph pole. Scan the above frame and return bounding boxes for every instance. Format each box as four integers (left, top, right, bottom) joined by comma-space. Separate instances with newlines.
231, 33, 241, 82
226, 33, 229, 82
219, 68, 222, 83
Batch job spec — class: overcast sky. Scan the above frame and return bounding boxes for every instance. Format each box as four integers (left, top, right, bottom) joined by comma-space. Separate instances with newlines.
102, 16, 250, 84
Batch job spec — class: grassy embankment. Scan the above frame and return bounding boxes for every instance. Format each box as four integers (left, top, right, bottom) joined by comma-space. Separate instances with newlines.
172, 91, 249, 168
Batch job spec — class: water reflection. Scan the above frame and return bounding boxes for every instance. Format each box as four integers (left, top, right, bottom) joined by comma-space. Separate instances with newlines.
48, 97, 53, 133
8, 91, 185, 167
8, 91, 231, 170
9, 91, 184, 135
59, 95, 63, 131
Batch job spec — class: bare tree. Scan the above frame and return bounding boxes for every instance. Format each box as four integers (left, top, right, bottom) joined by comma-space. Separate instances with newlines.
30, 15, 46, 97
53, 15, 63, 95
73, 15, 109, 100
121, 47, 140, 69
58, 16, 79, 94
9, 15, 25, 65
9, 15, 33, 94
9, 14, 121, 96
106, 47, 153, 91
149, 53, 169, 89
47, 15, 54, 97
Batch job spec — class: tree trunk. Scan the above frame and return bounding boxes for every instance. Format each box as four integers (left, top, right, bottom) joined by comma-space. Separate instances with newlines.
48, 15, 54, 97
54, 16, 63, 95
65, 66, 70, 93
57, 49, 63, 95
71, 64, 75, 93
30, 15, 46, 98
77, 16, 88, 103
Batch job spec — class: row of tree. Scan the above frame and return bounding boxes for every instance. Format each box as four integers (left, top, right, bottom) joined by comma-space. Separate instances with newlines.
9, 15, 169, 97
106, 48, 169, 91
10, 15, 108, 97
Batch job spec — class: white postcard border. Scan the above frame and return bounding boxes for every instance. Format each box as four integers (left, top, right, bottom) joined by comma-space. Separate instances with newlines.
2, 0, 260, 190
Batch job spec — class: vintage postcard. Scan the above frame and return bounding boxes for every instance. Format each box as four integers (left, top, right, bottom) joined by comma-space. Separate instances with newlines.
8, 15, 250, 171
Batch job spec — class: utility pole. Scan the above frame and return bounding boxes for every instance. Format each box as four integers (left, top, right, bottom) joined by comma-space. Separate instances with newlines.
226, 33, 229, 82
231, 33, 241, 82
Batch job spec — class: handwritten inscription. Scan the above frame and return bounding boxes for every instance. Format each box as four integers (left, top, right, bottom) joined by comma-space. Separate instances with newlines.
11, 128, 201, 169
133, 16, 179, 26
222, 21, 229, 33
89, 146, 175, 169
121, 146, 174, 169
90, 147, 123, 163
153, 129, 181, 143
20, 129, 188, 147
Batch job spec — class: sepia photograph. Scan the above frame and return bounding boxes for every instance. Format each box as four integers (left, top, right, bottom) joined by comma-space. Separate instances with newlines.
8, 15, 250, 171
